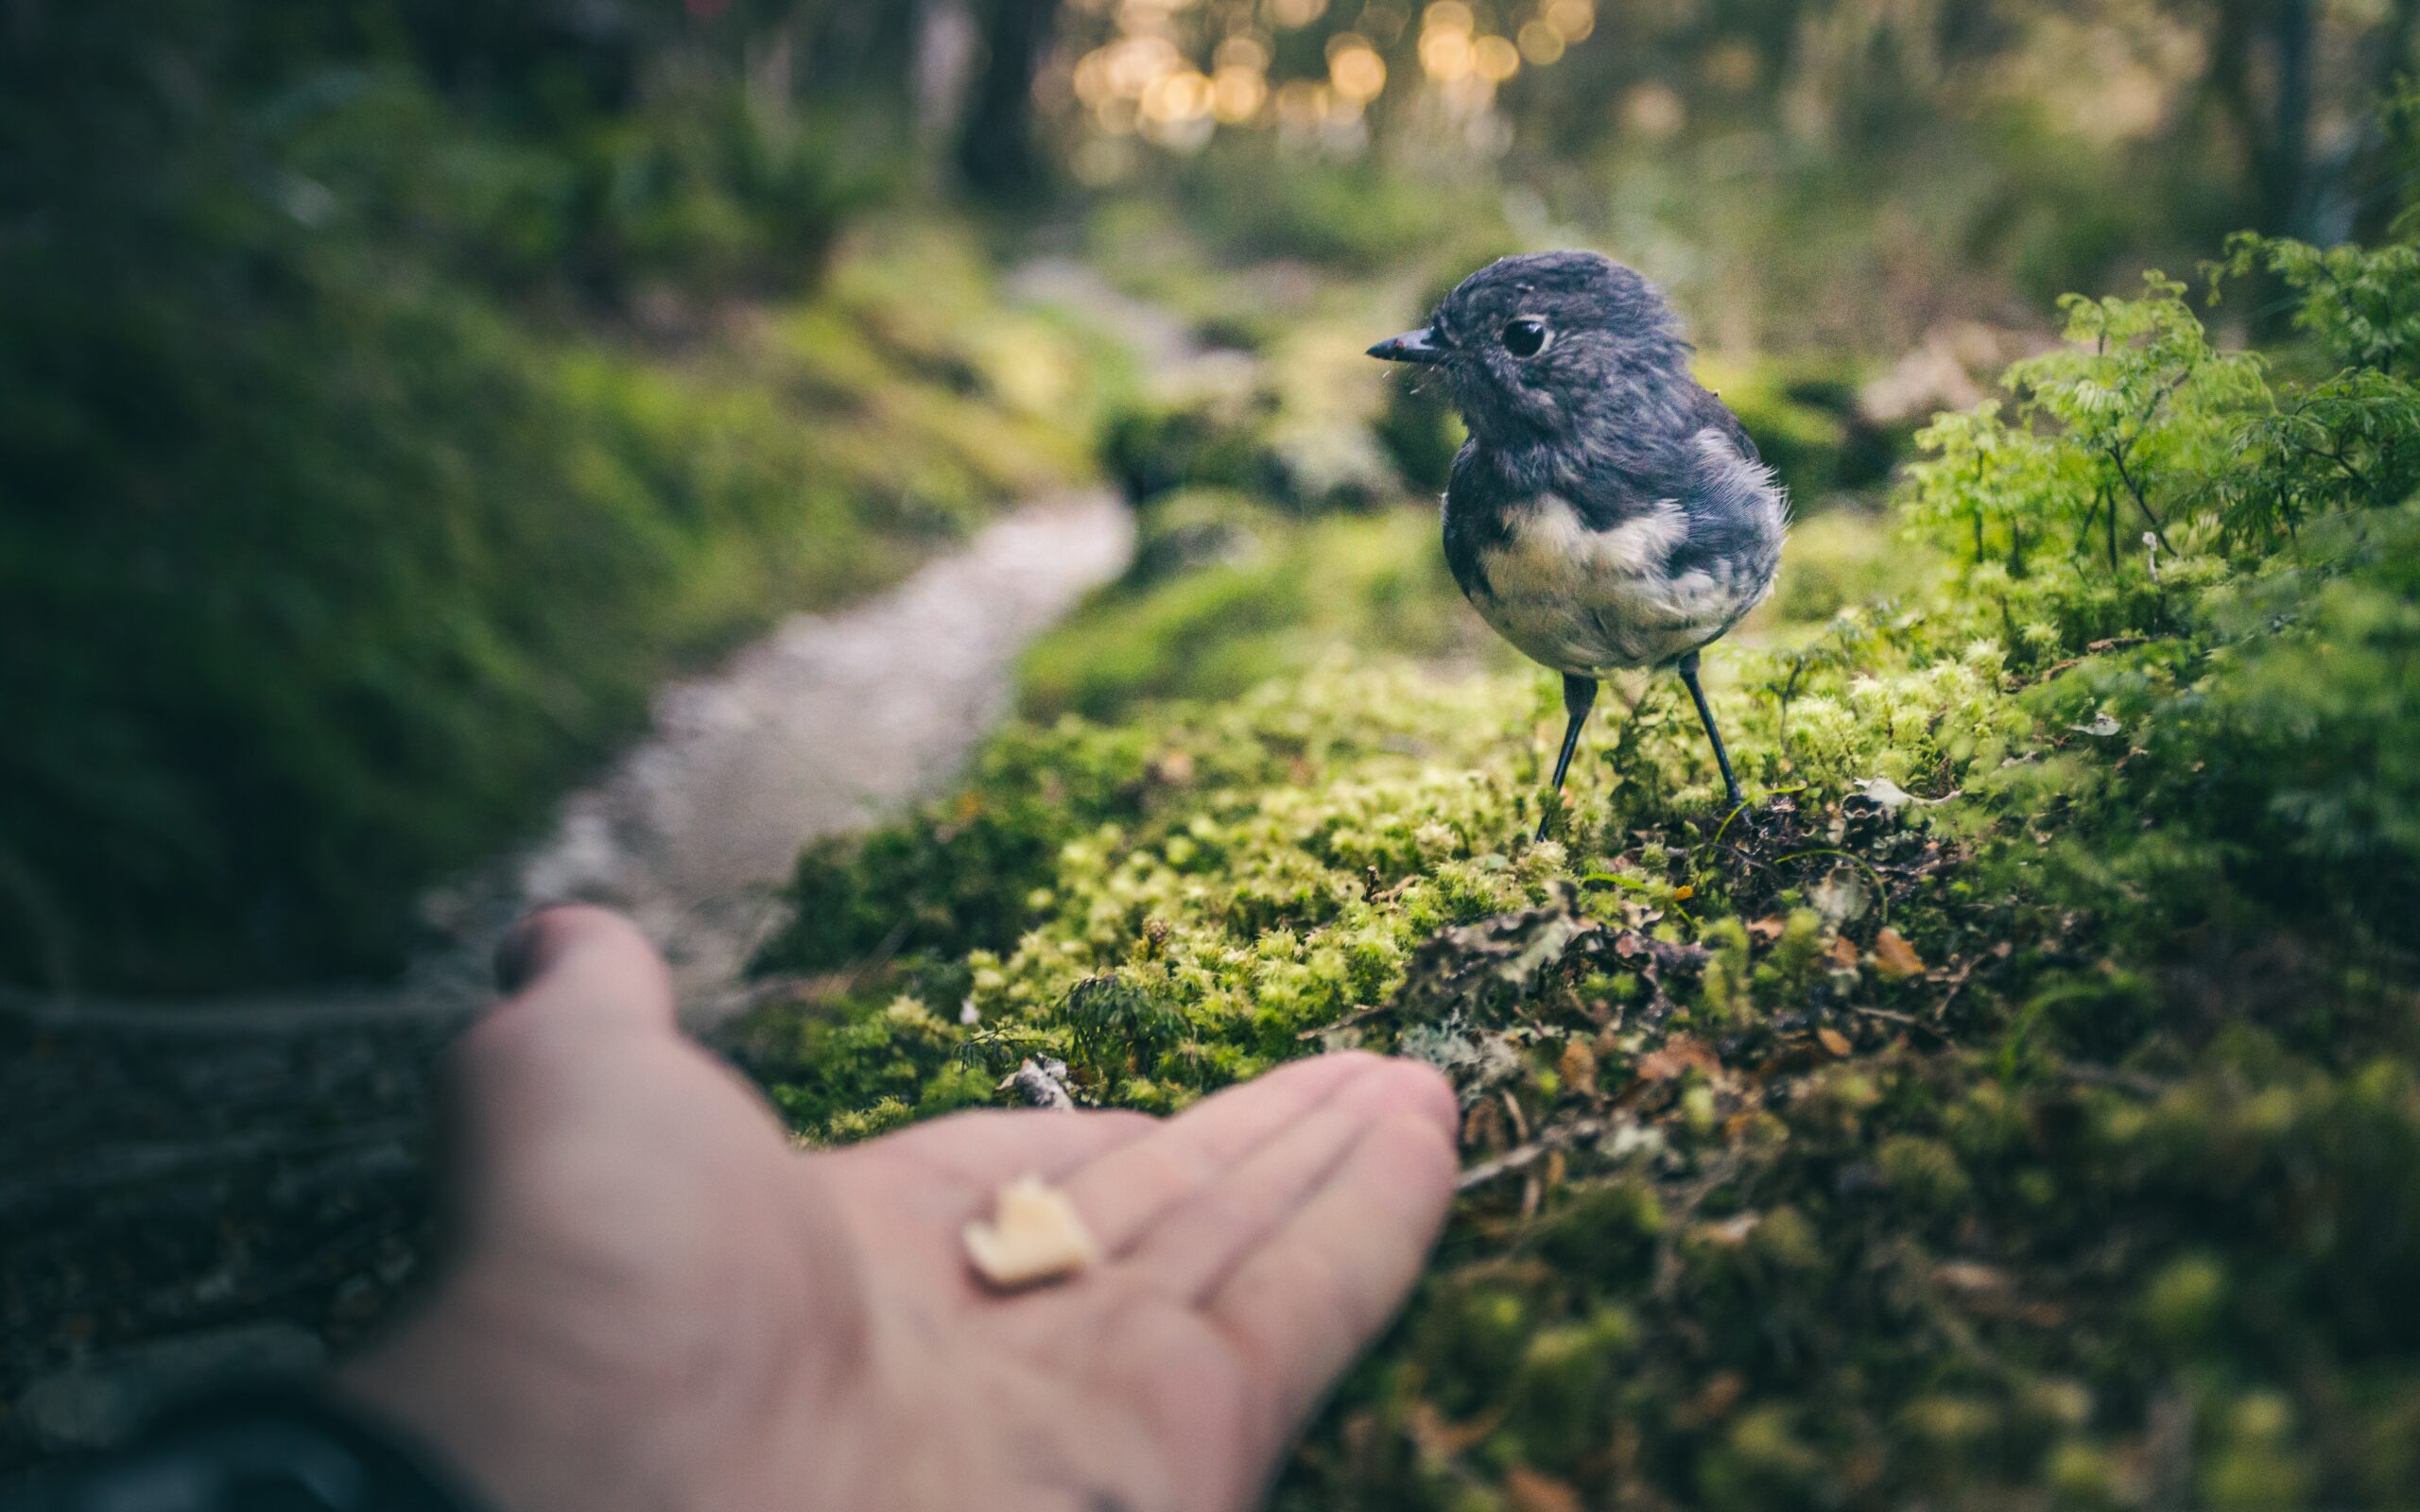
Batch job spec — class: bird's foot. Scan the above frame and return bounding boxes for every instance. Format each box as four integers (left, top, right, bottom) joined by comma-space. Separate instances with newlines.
1707, 790, 1757, 845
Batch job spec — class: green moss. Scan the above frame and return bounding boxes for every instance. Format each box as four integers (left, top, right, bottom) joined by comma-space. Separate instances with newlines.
1017, 506, 1484, 721
739, 236, 2420, 1506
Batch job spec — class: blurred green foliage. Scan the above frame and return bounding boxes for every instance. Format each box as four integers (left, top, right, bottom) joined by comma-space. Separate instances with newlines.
1019, 496, 1484, 722
0, 6, 1110, 990
743, 230, 2420, 1504
1168, 147, 1514, 275
1057, 0, 2414, 359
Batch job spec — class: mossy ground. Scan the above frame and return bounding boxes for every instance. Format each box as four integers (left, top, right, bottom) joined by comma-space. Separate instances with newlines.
740, 242, 2420, 1507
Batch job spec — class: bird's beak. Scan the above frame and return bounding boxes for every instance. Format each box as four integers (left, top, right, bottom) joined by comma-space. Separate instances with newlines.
1368, 327, 1447, 365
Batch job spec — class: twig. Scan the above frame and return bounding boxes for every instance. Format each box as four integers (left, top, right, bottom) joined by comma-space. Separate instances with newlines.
1297, 1003, 1392, 1040
1848, 1004, 1940, 1036
2007, 634, 2164, 688
1933, 954, 1980, 1019
1456, 1119, 1605, 1192
2058, 1062, 2170, 1098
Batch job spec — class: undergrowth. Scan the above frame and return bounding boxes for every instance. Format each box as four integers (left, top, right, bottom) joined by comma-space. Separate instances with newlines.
2, 189, 1109, 995
743, 234, 2420, 1507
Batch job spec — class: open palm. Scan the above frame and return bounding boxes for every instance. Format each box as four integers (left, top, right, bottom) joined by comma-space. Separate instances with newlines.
343, 908, 1460, 1512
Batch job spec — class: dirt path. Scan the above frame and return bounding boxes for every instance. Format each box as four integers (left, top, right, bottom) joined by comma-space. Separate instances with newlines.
420, 488, 1134, 1025
2, 272, 1170, 1461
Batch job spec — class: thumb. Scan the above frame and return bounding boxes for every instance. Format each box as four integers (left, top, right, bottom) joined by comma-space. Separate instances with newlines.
488, 904, 678, 1036
435, 908, 688, 1234
448, 906, 682, 1130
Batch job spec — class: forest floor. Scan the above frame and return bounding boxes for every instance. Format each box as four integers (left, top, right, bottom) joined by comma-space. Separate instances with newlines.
0, 263, 1176, 1469
732, 238, 2420, 1509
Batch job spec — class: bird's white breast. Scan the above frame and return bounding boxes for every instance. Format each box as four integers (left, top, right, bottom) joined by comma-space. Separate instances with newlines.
1471, 491, 1773, 674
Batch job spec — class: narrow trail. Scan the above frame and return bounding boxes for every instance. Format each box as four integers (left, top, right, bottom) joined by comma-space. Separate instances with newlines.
5, 494, 1132, 1040
1, 265, 1184, 1462
419, 488, 1133, 1026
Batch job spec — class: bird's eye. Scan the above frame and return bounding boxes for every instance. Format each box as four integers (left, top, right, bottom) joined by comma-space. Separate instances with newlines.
1500, 317, 1551, 357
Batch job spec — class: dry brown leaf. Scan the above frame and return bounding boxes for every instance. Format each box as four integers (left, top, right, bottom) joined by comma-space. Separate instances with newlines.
1746, 915, 1787, 943
1874, 927, 1927, 979
1557, 1038, 1599, 1091
1817, 1026, 1854, 1057
1405, 1400, 1504, 1459
1684, 1370, 1747, 1425
1825, 934, 1861, 970
1504, 1468, 1586, 1512
1635, 1034, 1720, 1081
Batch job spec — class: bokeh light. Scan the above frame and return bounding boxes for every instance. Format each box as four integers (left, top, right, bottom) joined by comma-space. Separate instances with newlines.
1059, 0, 1598, 156
1420, 27, 1474, 81
1544, 0, 1595, 43
1516, 20, 1565, 65
1328, 34, 1389, 103
1473, 34, 1521, 82
1213, 64, 1269, 121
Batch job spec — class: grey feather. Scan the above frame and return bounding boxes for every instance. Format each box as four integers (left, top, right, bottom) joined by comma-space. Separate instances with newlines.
1392, 251, 1788, 677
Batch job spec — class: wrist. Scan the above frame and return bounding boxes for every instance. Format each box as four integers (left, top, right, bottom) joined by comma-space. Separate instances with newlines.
336, 1289, 669, 1512
10, 1380, 494, 1512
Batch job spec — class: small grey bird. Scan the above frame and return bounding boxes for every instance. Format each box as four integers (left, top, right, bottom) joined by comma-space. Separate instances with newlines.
1370, 250, 1786, 837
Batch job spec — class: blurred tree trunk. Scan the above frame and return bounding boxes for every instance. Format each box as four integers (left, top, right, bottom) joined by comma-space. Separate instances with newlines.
914, 0, 979, 154
956, 0, 1057, 200
2203, 0, 2318, 236
746, 20, 795, 125
2347, 0, 2420, 243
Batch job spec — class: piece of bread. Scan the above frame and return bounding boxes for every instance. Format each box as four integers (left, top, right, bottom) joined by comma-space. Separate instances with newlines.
963, 1174, 1101, 1289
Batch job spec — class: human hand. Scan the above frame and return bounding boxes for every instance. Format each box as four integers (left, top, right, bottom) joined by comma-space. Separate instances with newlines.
340, 907, 1460, 1512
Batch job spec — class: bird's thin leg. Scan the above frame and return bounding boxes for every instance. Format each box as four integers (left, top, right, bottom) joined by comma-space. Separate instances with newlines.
1675, 651, 1744, 811
1537, 673, 1599, 842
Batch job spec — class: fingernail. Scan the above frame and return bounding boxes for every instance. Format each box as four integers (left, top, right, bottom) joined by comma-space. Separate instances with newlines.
492, 913, 557, 994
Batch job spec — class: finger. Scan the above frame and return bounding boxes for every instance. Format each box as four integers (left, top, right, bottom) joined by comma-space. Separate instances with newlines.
1115, 1059, 1455, 1300
436, 908, 746, 1252
487, 905, 676, 1037
859, 1107, 1157, 1194
1060, 1053, 1395, 1256
1203, 1107, 1458, 1467
818, 1108, 1160, 1286
446, 906, 696, 1150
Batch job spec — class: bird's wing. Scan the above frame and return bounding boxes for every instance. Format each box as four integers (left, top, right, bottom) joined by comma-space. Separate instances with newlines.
1662, 423, 1788, 584
1693, 385, 1763, 464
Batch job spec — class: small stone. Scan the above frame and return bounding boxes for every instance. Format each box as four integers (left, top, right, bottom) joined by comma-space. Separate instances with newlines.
1556, 1038, 1599, 1092
999, 1056, 1076, 1109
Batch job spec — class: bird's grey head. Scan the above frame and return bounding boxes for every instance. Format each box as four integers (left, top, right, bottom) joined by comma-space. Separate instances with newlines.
1368, 250, 1689, 447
